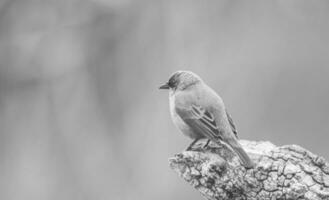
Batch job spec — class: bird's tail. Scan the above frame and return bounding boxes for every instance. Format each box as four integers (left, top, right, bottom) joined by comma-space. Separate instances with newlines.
226, 138, 254, 168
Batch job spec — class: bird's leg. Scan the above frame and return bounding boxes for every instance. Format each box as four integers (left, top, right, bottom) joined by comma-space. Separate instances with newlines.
203, 139, 211, 149
185, 138, 200, 151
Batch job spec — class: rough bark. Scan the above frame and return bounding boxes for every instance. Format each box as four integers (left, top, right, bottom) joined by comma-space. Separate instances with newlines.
169, 140, 329, 200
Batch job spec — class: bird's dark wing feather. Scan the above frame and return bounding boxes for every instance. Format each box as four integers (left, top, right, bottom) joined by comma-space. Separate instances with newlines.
175, 104, 223, 141
226, 109, 238, 138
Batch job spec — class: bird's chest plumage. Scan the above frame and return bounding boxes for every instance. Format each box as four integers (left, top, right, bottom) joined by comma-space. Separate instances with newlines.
169, 91, 200, 139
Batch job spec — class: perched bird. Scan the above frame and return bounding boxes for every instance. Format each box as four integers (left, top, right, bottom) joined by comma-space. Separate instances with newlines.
159, 71, 254, 168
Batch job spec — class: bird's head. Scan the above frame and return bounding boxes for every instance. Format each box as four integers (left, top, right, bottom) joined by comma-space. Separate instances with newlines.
159, 71, 202, 91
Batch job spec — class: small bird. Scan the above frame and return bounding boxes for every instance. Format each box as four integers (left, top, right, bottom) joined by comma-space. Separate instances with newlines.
159, 71, 254, 168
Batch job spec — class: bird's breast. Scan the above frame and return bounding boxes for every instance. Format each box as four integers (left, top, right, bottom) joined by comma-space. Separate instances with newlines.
169, 93, 199, 139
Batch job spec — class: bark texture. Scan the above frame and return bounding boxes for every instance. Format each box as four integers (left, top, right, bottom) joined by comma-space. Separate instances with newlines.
169, 140, 329, 200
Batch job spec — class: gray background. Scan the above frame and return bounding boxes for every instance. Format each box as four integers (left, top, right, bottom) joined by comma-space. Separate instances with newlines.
0, 0, 328, 200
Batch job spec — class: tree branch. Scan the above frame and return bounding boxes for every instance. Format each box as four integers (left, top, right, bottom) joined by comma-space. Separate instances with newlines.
169, 140, 329, 200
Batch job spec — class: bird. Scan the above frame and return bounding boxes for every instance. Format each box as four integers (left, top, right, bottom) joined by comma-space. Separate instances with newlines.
159, 70, 254, 168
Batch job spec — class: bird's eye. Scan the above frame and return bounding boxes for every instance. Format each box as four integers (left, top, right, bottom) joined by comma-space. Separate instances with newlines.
168, 72, 182, 88
168, 78, 178, 88
168, 78, 174, 88
168, 80, 174, 88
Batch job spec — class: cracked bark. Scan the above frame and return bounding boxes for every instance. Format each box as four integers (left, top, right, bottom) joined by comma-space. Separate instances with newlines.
169, 140, 329, 200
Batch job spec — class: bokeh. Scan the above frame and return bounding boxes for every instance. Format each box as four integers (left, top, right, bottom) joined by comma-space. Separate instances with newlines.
0, 0, 328, 199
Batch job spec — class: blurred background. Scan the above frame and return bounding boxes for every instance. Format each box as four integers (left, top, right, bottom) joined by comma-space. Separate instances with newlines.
0, 0, 328, 199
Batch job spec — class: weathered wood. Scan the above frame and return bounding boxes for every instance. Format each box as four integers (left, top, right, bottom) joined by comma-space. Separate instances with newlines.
169, 140, 329, 200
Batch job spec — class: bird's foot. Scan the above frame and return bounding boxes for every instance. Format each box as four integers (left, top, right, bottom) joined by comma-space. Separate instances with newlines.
203, 139, 211, 149
185, 138, 200, 151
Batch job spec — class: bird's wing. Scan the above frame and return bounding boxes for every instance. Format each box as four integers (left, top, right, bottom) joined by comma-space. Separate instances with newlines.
175, 104, 223, 141
225, 109, 238, 138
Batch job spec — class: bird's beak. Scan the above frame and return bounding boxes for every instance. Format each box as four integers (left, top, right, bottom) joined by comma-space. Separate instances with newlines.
159, 82, 170, 89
